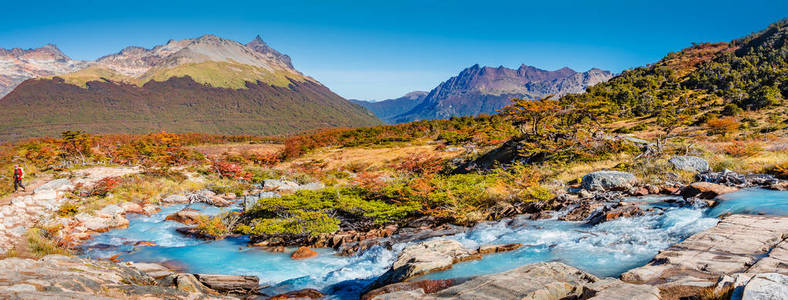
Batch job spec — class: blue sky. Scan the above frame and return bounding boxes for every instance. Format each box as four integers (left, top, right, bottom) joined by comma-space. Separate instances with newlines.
1, 1, 785, 100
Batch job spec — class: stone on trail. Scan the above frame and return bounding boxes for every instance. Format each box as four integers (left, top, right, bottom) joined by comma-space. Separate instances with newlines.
34, 178, 73, 193
668, 156, 710, 173
581, 170, 638, 191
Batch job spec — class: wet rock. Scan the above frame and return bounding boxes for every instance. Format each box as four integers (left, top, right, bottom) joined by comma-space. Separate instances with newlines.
581, 171, 637, 191
587, 203, 643, 225
313, 224, 400, 256
165, 209, 203, 225
622, 215, 788, 286
158, 273, 218, 295
560, 202, 606, 222
769, 181, 788, 191
369, 240, 481, 290
193, 273, 260, 295
362, 279, 461, 300
291, 246, 318, 260
175, 227, 225, 240
681, 182, 739, 199
477, 243, 522, 254
370, 262, 659, 299
269, 288, 324, 299
668, 156, 710, 173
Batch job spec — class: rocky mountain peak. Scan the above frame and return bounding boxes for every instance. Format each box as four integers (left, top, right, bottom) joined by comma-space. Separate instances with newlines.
389, 64, 613, 123
246, 34, 293, 68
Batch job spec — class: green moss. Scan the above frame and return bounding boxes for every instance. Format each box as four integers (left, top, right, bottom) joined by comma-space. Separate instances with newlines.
240, 187, 419, 237
237, 211, 339, 237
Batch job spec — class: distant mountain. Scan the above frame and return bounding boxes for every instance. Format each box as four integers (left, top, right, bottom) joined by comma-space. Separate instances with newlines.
0, 35, 380, 141
390, 65, 613, 123
0, 44, 89, 97
350, 91, 428, 124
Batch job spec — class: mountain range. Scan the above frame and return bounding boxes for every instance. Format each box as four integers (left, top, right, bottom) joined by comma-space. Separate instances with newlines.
0, 44, 89, 97
0, 35, 380, 141
354, 65, 613, 124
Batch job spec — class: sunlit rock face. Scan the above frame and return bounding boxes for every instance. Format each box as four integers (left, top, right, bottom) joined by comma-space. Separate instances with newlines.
389, 64, 613, 123
0, 44, 89, 97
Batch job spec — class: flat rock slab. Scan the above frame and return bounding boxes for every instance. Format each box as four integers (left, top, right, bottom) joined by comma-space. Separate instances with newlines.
370, 240, 478, 289
193, 274, 259, 294
621, 215, 788, 286
370, 262, 659, 300
0, 255, 229, 299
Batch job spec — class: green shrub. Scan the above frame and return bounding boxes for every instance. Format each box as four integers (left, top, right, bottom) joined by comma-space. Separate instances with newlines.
237, 211, 340, 237
56, 201, 80, 217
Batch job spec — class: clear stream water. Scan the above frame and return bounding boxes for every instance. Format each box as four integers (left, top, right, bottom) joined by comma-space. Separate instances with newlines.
80, 189, 788, 298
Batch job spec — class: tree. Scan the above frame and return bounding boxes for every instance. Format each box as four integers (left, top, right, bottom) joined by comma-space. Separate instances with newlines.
61, 130, 92, 165
653, 105, 692, 154
500, 95, 561, 137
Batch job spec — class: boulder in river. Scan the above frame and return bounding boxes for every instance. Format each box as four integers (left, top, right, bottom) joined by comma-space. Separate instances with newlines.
368, 262, 660, 299
193, 273, 260, 295
681, 182, 739, 199
269, 288, 325, 299
165, 208, 204, 225
291, 246, 319, 260
158, 273, 219, 295
369, 240, 480, 289
581, 171, 637, 191
668, 156, 710, 173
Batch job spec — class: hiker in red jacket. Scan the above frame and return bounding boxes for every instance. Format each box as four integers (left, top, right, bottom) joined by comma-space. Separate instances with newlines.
13, 165, 25, 192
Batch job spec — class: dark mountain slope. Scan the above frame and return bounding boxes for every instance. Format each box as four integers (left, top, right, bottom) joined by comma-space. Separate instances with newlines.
0, 76, 379, 141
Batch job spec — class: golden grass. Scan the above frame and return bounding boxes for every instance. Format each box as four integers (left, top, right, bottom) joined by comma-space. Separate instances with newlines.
190, 143, 284, 159
277, 143, 464, 175
78, 174, 206, 213
26, 228, 70, 258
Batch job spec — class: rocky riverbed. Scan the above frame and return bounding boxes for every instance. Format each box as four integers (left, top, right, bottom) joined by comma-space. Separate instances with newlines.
1, 157, 787, 299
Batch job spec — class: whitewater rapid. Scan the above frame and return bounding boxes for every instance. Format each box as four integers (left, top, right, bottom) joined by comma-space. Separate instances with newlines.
80, 189, 788, 298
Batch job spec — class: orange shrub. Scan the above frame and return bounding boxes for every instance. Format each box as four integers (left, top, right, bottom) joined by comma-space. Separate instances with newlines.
723, 141, 761, 157
707, 117, 740, 136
